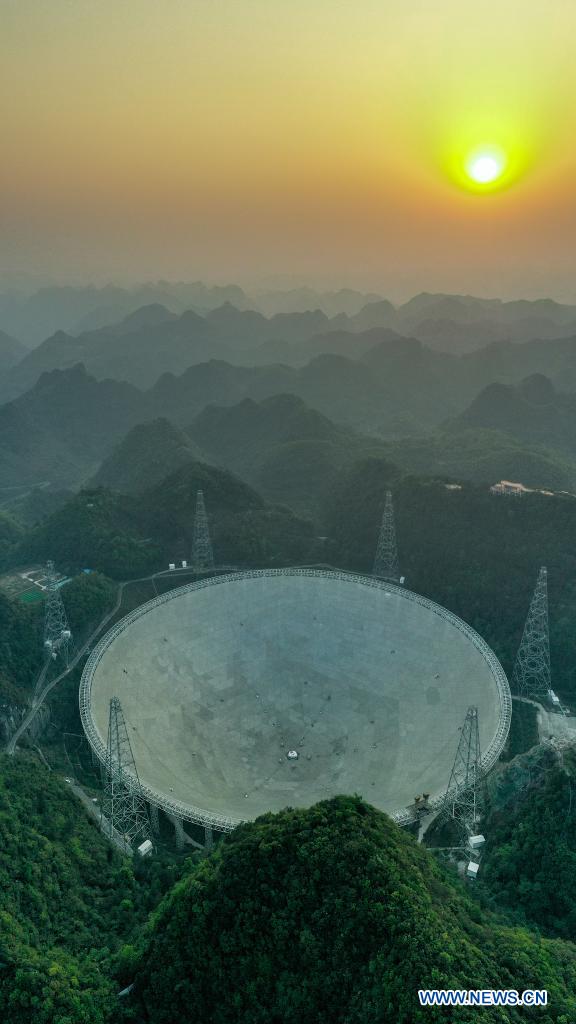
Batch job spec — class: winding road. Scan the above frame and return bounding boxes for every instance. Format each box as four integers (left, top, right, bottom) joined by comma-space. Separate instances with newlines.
5, 566, 199, 755
5, 561, 337, 756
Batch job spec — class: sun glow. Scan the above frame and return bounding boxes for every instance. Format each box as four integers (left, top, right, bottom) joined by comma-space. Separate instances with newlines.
467, 152, 504, 184
442, 134, 527, 194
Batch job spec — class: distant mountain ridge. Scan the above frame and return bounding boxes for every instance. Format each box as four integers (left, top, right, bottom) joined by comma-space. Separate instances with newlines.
0, 281, 250, 345
451, 374, 576, 456
89, 418, 203, 494
5, 289, 576, 401
8, 346, 576, 496
13, 460, 315, 578
187, 394, 385, 515
0, 329, 26, 373
0, 364, 146, 489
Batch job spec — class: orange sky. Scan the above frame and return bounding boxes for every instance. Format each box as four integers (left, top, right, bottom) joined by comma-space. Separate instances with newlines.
2, 1, 576, 299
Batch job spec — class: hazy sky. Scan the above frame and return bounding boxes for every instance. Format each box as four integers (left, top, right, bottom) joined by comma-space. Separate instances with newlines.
2, 0, 576, 299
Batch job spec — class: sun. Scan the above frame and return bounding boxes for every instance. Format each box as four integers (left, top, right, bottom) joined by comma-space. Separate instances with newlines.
464, 147, 507, 189
468, 154, 501, 183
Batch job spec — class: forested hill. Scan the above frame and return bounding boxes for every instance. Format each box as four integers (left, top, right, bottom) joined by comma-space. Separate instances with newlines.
8, 459, 576, 694
0, 572, 116, 707
10, 461, 316, 578
451, 374, 576, 455
0, 755, 191, 1024
481, 746, 576, 942
186, 394, 386, 516
4, 759, 576, 1022
323, 463, 576, 695
127, 795, 576, 1024
88, 418, 204, 495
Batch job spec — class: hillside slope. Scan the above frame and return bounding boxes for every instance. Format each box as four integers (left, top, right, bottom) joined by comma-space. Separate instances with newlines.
321, 464, 576, 694
383, 427, 576, 492
13, 457, 315, 578
452, 375, 576, 456
188, 394, 385, 514
89, 418, 204, 494
0, 329, 26, 372
0, 754, 190, 1024
0, 364, 147, 489
129, 795, 576, 1024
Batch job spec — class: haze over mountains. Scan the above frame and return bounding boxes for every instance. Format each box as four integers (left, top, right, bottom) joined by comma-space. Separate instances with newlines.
3, 278, 576, 510
452, 374, 576, 456
3, 285, 576, 388
0, 330, 27, 374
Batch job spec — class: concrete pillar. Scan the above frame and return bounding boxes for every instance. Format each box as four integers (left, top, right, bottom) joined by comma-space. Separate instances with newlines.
168, 813, 186, 850
149, 803, 160, 834
204, 826, 214, 851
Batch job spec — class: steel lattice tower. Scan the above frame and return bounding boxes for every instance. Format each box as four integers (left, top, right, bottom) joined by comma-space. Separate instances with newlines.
192, 489, 214, 572
43, 560, 73, 665
373, 490, 400, 581
101, 696, 151, 849
512, 566, 551, 700
441, 706, 482, 838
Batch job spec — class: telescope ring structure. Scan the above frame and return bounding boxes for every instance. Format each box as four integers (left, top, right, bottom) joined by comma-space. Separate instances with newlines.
80, 568, 511, 833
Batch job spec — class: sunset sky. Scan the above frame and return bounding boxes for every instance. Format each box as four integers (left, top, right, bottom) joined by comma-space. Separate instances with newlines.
2, 0, 576, 299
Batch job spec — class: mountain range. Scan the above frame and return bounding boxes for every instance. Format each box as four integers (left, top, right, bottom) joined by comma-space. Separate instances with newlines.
0, 329, 27, 373
14, 460, 316, 578
90, 418, 203, 494
5, 291, 576, 401
186, 394, 386, 516
0, 365, 144, 493
451, 373, 576, 455
4, 355, 576, 505
0, 281, 250, 345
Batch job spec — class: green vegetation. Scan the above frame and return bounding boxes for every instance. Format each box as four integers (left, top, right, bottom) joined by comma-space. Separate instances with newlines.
0, 594, 43, 704
0, 572, 115, 706
323, 460, 576, 695
89, 418, 203, 495
185, 392, 576, 515
60, 572, 116, 639
0, 755, 196, 1024
5, 413, 576, 1022
503, 700, 540, 761
0, 512, 23, 562
187, 394, 386, 517
7, 486, 72, 529
383, 427, 576, 494
13, 489, 162, 579
128, 795, 576, 1024
453, 375, 576, 459
481, 748, 576, 942
141, 461, 316, 568
7, 458, 316, 579
8, 746, 576, 1024
8, 454, 576, 702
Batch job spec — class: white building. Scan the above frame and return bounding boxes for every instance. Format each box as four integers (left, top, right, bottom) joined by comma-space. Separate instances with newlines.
490, 480, 532, 497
